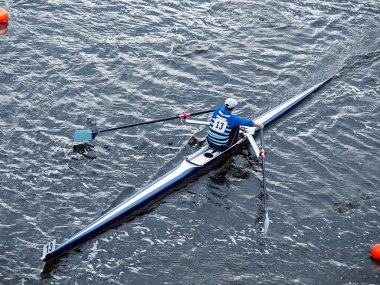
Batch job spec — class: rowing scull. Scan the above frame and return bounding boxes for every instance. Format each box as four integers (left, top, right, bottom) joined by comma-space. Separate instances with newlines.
42, 79, 330, 262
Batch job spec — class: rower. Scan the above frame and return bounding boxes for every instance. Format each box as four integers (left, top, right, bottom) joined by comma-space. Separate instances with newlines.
207, 98, 264, 151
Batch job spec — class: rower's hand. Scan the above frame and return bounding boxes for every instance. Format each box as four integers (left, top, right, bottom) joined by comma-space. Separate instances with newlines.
258, 123, 264, 129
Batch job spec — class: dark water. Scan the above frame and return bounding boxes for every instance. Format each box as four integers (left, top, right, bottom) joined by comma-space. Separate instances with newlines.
1, 0, 379, 284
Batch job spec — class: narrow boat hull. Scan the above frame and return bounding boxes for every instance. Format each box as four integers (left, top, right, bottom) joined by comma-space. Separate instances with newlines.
42, 79, 330, 262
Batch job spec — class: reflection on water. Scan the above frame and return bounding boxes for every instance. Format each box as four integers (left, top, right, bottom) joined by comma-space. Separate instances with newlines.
0, 23, 8, 35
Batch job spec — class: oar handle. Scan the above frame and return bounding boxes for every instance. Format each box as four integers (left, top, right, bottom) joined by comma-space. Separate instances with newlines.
100, 109, 214, 133
178, 109, 215, 119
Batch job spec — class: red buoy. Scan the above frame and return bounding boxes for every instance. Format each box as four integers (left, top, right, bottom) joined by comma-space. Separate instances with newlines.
371, 244, 380, 259
0, 8, 9, 23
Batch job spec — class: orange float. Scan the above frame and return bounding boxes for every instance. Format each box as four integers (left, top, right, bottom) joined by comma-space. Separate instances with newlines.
0, 8, 9, 23
372, 244, 380, 259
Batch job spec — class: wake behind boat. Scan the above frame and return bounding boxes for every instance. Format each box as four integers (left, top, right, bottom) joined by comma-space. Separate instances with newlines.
42, 79, 330, 263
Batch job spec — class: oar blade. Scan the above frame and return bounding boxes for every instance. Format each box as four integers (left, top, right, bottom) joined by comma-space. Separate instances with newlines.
263, 211, 270, 233
74, 130, 100, 142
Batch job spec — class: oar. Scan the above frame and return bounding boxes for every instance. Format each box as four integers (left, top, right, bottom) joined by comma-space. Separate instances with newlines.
260, 129, 270, 233
73, 109, 214, 142
245, 130, 270, 233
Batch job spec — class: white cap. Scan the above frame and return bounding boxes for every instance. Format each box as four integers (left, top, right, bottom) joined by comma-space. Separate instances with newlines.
225, 98, 237, 109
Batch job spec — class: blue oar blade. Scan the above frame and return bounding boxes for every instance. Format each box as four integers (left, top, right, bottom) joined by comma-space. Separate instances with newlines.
74, 130, 100, 142
263, 211, 270, 233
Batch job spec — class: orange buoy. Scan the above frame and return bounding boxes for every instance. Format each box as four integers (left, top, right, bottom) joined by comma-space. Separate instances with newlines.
0, 8, 9, 23
371, 244, 380, 259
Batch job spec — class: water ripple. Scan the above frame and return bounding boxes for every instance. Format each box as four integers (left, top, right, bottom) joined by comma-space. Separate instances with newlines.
1, 0, 379, 284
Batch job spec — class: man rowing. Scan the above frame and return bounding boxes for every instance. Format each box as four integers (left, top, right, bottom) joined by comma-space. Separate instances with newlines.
207, 98, 264, 151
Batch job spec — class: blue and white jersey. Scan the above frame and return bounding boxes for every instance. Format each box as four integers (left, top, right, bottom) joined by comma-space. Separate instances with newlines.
207, 106, 254, 147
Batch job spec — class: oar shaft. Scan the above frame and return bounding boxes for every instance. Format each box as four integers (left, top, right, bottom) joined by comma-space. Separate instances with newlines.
260, 130, 267, 210
260, 129, 270, 233
100, 109, 214, 133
